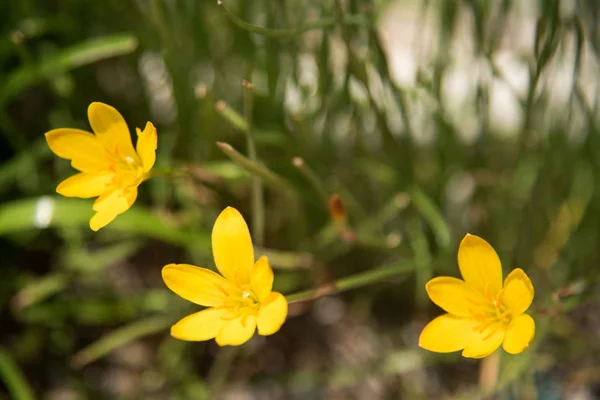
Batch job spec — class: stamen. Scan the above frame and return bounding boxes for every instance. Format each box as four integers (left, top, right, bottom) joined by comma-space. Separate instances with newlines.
471, 311, 488, 321
218, 307, 240, 321
475, 319, 493, 334
481, 325, 497, 340
496, 310, 510, 321
215, 284, 230, 297
466, 296, 482, 307
494, 289, 505, 308
240, 312, 250, 327
484, 282, 494, 302
239, 289, 259, 309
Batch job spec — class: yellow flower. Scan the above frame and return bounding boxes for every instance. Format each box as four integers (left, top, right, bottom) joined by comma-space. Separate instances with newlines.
419, 233, 535, 358
162, 207, 288, 346
45, 102, 157, 231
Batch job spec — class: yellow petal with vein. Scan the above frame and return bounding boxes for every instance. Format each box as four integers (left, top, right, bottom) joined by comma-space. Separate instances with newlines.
211, 207, 254, 285
426, 276, 489, 317
462, 323, 504, 358
502, 268, 534, 314
171, 308, 228, 341
56, 172, 114, 198
162, 263, 241, 307
45, 128, 110, 172
418, 314, 474, 353
251, 256, 273, 302
87, 102, 139, 162
458, 234, 503, 296
256, 292, 288, 336
503, 313, 535, 354
136, 122, 157, 172
215, 315, 256, 346
89, 188, 137, 230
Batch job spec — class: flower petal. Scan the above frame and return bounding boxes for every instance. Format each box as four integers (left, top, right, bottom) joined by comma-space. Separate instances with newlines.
89, 212, 118, 232
136, 122, 157, 172
458, 234, 503, 296
425, 277, 489, 317
256, 292, 288, 336
87, 102, 139, 162
462, 323, 504, 358
162, 263, 241, 307
211, 207, 254, 285
92, 187, 137, 214
502, 268, 534, 315
418, 314, 475, 353
45, 128, 111, 172
88, 188, 137, 231
216, 315, 256, 346
170, 308, 228, 341
251, 256, 273, 302
503, 314, 535, 354
56, 172, 114, 198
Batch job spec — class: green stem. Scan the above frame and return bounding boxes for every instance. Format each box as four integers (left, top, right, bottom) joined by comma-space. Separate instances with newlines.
243, 80, 265, 246
216, 142, 292, 193
207, 346, 241, 395
215, 100, 249, 133
408, 186, 451, 251
218, 0, 370, 38
292, 157, 329, 204
286, 260, 417, 303
406, 217, 433, 307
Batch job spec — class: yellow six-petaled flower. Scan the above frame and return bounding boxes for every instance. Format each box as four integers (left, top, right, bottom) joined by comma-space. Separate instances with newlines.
162, 207, 288, 346
45, 102, 157, 231
419, 233, 535, 358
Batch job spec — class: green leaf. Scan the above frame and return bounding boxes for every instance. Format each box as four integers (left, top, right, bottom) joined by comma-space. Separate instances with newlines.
70, 315, 174, 368
0, 197, 209, 248
0, 34, 138, 106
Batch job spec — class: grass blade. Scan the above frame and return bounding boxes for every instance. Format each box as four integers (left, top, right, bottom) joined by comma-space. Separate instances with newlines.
0, 347, 35, 400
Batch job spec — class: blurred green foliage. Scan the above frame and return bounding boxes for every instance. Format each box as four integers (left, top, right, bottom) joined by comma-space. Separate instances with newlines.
1, 0, 600, 398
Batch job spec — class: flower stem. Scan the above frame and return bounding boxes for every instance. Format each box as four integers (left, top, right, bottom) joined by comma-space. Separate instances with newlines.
291, 157, 329, 204
216, 142, 292, 193
285, 260, 417, 303
207, 346, 241, 395
479, 350, 500, 395
242, 79, 265, 246
406, 217, 433, 307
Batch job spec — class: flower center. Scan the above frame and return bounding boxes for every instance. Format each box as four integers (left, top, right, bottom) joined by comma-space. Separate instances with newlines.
217, 288, 260, 322
469, 284, 512, 336
240, 289, 260, 308
108, 156, 145, 188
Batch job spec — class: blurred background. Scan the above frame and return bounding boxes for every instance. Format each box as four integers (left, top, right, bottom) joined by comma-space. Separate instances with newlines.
2, 0, 600, 398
